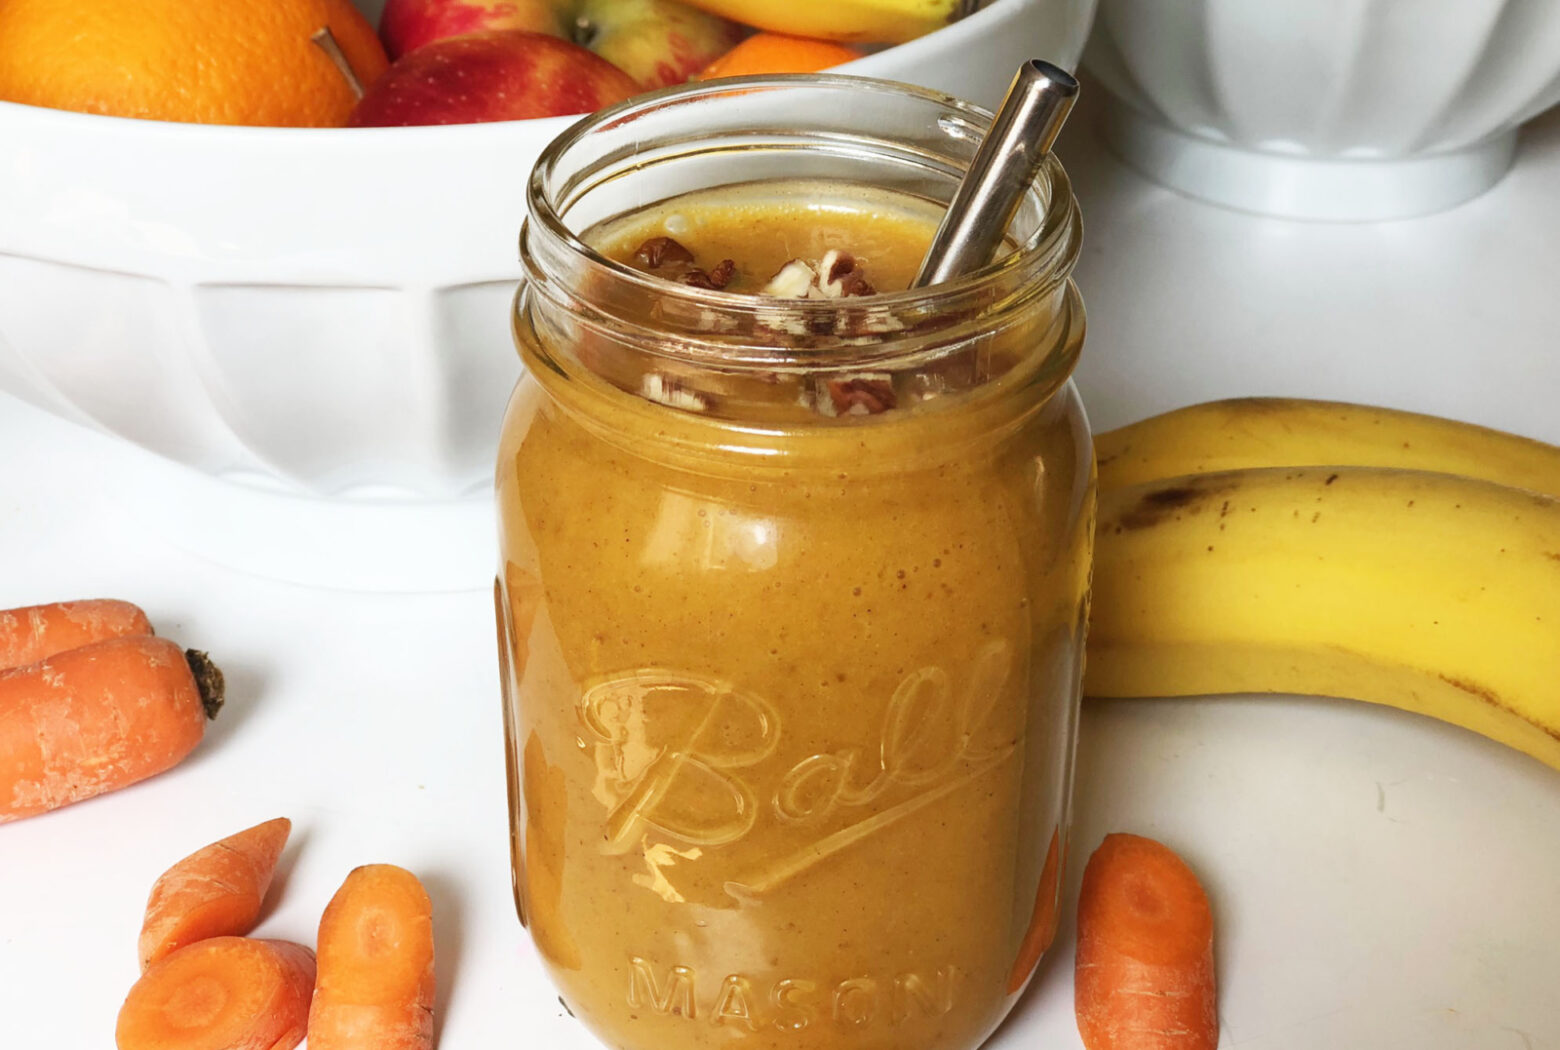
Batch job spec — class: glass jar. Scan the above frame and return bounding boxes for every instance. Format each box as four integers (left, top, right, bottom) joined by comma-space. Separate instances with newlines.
496, 75, 1092, 1050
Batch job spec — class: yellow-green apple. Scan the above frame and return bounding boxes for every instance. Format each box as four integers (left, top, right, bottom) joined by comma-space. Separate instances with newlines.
568, 0, 745, 87
348, 30, 641, 126
378, 0, 744, 88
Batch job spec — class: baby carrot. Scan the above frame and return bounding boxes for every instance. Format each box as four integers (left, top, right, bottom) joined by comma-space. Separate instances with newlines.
1075, 833, 1218, 1050
0, 636, 224, 823
0, 599, 151, 670
116, 937, 315, 1050
1007, 826, 1063, 993
138, 818, 293, 972
309, 864, 436, 1050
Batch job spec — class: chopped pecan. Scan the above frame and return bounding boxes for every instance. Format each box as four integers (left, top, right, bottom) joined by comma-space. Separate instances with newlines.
754, 310, 813, 340
640, 372, 711, 412
679, 258, 736, 289
825, 375, 897, 416
763, 259, 820, 298
818, 250, 876, 298
834, 269, 876, 298
633, 236, 734, 290
848, 308, 907, 335
634, 236, 694, 269
761, 252, 877, 302
821, 251, 855, 283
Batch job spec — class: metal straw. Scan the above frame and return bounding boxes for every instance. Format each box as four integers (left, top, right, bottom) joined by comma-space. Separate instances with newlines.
912, 60, 1079, 288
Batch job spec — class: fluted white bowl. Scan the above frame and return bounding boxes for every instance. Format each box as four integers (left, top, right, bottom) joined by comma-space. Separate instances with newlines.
0, 0, 1095, 509
1084, 0, 1560, 219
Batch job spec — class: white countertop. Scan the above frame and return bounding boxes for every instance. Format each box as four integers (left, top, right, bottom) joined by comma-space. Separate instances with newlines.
2, 88, 1559, 1049
1066, 91, 1560, 448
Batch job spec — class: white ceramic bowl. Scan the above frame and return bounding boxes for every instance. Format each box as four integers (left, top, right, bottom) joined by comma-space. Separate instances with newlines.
0, 0, 1094, 588
0, 0, 1094, 498
1083, 0, 1560, 220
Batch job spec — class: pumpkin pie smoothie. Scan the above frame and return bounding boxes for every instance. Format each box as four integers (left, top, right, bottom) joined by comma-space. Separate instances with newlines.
496, 79, 1091, 1050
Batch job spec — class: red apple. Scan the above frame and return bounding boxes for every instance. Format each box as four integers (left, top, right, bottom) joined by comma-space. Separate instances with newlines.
380, 0, 565, 59
348, 31, 641, 126
378, 0, 743, 88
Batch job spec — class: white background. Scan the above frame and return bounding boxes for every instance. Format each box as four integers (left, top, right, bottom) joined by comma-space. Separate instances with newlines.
1, 90, 1558, 1048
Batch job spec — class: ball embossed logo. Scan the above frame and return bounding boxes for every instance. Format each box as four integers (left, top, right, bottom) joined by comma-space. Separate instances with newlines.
578, 639, 1018, 901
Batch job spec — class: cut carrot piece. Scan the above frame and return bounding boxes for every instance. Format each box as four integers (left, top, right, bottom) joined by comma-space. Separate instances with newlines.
696, 33, 862, 79
1007, 825, 1063, 993
115, 937, 315, 1050
1075, 833, 1217, 1050
309, 864, 435, 1050
139, 818, 293, 972
0, 636, 224, 823
0, 599, 152, 670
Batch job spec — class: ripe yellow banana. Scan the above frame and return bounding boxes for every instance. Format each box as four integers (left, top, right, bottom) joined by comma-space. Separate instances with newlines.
1096, 398, 1560, 499
1086, 466, 1560, 770
678, 0, 965, 43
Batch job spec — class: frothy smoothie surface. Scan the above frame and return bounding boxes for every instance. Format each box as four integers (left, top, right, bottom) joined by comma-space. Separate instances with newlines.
588, 180, 942, 295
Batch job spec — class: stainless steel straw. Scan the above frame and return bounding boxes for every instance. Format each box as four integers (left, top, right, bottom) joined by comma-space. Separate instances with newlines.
912, 60, 1079, 288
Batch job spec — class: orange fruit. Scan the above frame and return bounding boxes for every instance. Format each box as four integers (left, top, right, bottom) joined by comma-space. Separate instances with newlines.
0, 0, 389, 127
696, 33, 863, 80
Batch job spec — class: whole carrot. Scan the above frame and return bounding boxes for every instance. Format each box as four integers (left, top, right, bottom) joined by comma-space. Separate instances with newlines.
138, 817, 293, 971
0, 635, 224, 823
0, 599, 152, 670
116, 937, 315, 1050
309, 864, 435, 1050
1075, 833, 1218, 1050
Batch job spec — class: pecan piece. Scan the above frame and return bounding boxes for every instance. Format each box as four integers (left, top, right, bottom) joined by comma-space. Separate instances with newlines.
706, 258, 736, 289
640, 372, 711, 412
818, 250, 876, 298
763, 259, 820, 298
633, 236, 734, 290
762, 252, 877, 301
679, 258, 736, 289
634, 236, 695, 269
826, 375, 897, 416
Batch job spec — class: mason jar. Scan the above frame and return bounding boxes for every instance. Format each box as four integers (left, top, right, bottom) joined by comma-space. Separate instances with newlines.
496, 75, 1092, 1050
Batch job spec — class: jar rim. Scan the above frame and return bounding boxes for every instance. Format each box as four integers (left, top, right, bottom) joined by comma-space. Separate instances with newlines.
523, 72, 1082, 348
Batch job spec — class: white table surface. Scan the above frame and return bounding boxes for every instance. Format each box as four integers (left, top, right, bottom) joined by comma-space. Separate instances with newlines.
3, 88, 1559, 1049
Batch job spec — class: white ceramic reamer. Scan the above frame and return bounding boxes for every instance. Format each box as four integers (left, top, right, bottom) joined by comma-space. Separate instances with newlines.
1084, 0, 1560, 221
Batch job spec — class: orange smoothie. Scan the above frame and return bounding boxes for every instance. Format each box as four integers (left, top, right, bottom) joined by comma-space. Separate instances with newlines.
497, 177, 1092, 1050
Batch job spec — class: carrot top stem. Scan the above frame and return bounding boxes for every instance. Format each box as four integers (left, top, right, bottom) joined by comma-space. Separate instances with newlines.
182, 649, 225, 720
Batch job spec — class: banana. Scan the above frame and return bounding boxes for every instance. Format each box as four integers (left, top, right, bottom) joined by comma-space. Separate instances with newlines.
1096, 398, 1560, 499
677, 0, 966, 43
1086, 466, 1560, 770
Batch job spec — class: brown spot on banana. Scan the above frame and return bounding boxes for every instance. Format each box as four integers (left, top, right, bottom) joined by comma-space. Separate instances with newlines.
1439, 674, 1560, 743
1113, 480, 1239, 531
